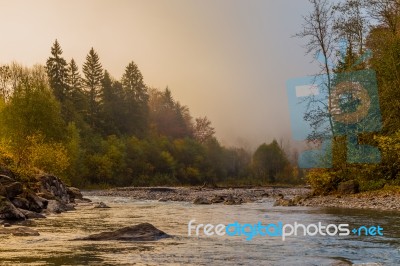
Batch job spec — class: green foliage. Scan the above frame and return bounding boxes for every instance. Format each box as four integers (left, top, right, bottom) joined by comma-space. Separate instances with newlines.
0, 40, 308, 188
306, 169, 339, 195
252, 140, 290, 183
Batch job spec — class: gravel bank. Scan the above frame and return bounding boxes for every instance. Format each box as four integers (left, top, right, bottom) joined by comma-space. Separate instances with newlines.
83, 186, 400, 211
83, 186, 310, 203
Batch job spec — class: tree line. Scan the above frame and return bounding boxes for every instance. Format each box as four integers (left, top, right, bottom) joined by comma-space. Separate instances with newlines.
0, 41, 300, 187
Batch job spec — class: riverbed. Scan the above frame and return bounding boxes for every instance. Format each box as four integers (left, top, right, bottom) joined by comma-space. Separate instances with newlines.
0, 195, 399, 265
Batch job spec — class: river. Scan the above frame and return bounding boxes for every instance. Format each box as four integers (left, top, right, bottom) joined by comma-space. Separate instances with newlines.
0, 195, 399, 265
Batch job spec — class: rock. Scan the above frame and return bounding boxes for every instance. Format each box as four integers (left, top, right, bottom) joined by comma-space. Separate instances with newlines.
292, 195, 303, 205
18, 208, 46, 219
0, 184, 6, 197
11, 197, 30, 210
193, 197, 211, 205
36, 191, 56, 200
210, 195, 225, 204
79, 223, 170, 241
223, 195, 242, 205
0, 227, 40, 236
67, 187, 83, 201
24, 191, 48, 212
75, 198, 92, 203
38, 175, 70, 203
0, 196, 25, 220
45, 200, 75, 214
5, 182, 23, 198
273, 198, 295, 207
338, 180, 359, 194
2, 223, 11, 227
94, 202, 110, 208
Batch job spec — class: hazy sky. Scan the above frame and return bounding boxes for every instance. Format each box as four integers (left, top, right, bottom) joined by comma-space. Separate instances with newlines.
0, 0, 318, 149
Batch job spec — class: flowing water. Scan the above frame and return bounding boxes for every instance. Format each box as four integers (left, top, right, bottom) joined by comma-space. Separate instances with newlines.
0, 195, 399, 265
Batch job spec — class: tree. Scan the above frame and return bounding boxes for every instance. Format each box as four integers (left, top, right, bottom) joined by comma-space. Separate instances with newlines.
46, 39, 68, 102
193, 116, 215, 143
0, 65, 12, 101
0, 65, 66, 171
82, 48, 103, 128
121, 61, 149, 136
252, 140, 289, 183
333, 0, 368, 56
148, 87, 193, 139
296, 0, 336, 140
365, 0, 400, 34
101, 70, 126, 135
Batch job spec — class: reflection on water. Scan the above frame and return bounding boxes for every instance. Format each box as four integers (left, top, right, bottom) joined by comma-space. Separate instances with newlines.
0, 195, 399, 265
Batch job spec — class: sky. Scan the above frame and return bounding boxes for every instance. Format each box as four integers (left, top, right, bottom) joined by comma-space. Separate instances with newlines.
0, 0, 318, 150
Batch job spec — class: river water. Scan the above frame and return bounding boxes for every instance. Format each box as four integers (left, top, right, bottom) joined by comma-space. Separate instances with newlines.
0, 195, 399, 265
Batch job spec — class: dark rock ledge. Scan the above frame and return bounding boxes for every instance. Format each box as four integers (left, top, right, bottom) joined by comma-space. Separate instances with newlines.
77, 223, 171, 241
0, 171, 87, 222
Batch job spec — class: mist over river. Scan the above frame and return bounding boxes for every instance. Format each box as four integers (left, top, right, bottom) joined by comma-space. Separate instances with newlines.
0, 195, 399, 265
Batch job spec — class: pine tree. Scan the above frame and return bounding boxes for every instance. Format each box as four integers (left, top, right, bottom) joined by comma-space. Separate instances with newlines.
66, 59, 82, 95
65, 59, 88, 124
101, 70, 119, 135
121, 61, 149, 136
46, 40, 68, 102
82, 48, 103, 127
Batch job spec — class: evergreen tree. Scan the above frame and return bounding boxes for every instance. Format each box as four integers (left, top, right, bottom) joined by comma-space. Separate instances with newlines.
101, 70, 124, 135
82, 48, 103, 128
66, 59, 82, 95
65, 59, 88, 126
46, 40, 68, 102
121, 61, 149, 136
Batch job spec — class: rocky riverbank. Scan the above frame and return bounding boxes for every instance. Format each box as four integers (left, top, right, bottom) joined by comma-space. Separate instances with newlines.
0, 170, 86, 225
84, 186, 311, 204
297, 189, 400, 211
84, 186, 400, 211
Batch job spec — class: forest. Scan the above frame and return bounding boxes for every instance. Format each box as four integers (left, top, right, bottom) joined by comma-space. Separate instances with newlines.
0, 41, 297, 188
0, 0, 399, 194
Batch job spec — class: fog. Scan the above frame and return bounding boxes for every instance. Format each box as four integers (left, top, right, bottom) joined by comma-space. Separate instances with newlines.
0, 0, 318, 149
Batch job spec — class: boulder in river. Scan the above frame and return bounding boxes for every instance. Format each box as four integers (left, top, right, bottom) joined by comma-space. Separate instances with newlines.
193, 196, 211, 205
210, 195, 225, 204
67, 186, 83, 201
44, 199, 75, 214
223, 195, 243, 205
79, 223, 170, 241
